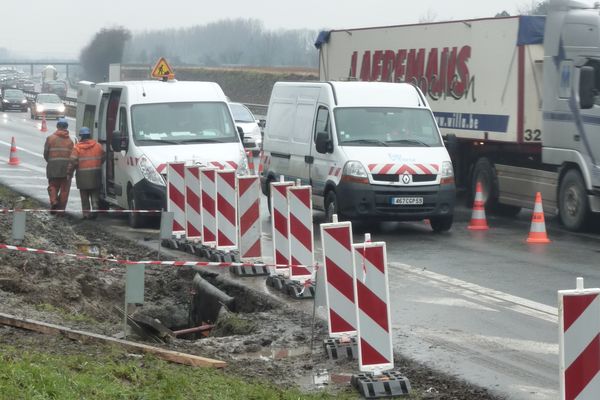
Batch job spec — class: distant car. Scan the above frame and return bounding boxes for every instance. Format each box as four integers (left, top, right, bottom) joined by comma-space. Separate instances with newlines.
1, 89, 28, 112
229, 102, 262, 155
30, 93, 65, 119
16, 79, 35, 92
42, 80, 67, 98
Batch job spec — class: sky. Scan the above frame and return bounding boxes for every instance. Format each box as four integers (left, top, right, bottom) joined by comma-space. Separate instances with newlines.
0, 0, 589, 59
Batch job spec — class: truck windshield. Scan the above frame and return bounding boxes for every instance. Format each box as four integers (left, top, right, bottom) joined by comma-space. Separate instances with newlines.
334, 107, 442, 147
131, 102, 238, 145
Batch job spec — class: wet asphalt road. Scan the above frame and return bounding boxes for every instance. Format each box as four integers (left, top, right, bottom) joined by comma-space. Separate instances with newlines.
2, 109, 600, 399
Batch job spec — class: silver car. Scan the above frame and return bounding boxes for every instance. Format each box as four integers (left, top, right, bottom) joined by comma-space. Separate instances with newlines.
229, 102, 262, 155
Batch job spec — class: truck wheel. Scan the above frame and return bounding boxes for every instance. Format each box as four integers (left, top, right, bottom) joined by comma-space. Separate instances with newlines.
471, 157, 496, 207
324, 190, 340, 223
430, 215, 453, 233
559, 169, 589, 231
128, 190, 143, 228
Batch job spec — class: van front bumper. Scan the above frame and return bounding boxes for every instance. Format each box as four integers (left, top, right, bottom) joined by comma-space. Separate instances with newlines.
336, 181, 455, 221
132, 179, 167, 211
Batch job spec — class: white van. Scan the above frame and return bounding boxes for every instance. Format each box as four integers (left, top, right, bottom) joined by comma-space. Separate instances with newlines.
76, 80, 248, 227
260, 81, 455, 232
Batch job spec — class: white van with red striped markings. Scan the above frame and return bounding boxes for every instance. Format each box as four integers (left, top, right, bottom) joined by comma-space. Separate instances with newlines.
76, 80, 248, 227
260, 81, 455, 232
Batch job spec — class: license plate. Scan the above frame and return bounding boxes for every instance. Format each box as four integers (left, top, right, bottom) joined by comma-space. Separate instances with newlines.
391, 197, 423, 205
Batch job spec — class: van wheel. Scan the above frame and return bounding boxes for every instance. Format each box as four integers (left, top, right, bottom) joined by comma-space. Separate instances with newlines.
128, 190, 143, 228
325, 191, 340, 223
559, 169, 589, 231
430, 215, 453, 233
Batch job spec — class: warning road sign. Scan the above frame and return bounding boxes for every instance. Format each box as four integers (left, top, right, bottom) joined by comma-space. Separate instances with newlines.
151, 57, 175, 79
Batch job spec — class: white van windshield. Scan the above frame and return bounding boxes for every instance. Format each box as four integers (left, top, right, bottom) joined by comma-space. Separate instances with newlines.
334, 107, 442, 147
131, 102, 237, 145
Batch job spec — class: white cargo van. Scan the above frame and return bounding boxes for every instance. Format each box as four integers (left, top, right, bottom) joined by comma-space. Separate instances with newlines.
260, 81, 455, 231
76, 80, 248, 227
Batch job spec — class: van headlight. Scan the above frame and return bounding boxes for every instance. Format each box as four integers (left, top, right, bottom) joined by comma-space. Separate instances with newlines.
341, 160, 369, 184
138, 155, 165, 186
36, 105, 45, 112
58, 104, 65, 112
440, 161, 455, 185
237, 149, 249, 176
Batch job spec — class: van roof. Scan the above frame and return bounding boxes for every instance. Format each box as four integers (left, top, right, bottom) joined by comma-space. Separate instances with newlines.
95, 80, 227, 104
274, 81, 426, 108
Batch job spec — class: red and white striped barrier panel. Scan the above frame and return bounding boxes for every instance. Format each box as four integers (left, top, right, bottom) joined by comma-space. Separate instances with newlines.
216, 169, 237, 250
271, 179, 294, 271
167, 162, 186, 236
353, 240, 394, 373
287, 185, 313, 282
200, 167, 217, 246
210, 161, 238, 170
321, 219, 357, 337
237, 175, 262, 260
0, 243, 315, 269
559, 277, 600, 400
367, 163, 439, 175
184, 165, 202, 241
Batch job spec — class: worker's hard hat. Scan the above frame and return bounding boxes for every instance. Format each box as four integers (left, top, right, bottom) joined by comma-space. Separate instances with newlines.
56, 118, 68, 129
79, 127, 91, 138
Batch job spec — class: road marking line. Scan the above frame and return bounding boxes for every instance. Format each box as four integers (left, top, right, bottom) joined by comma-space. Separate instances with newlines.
389, 262, 558, 323
0, 156, 46, 173
0, 140, 44, 158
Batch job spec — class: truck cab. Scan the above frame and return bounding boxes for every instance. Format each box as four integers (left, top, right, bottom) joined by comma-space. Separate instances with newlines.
76, 80, 248, 227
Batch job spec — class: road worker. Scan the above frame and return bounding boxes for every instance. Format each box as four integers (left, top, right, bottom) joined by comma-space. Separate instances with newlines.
43, 118, 74, 215
67, 127, 105, 219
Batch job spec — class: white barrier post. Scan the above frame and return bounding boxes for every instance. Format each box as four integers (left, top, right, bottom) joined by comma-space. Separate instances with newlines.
321, 215, 358, 359
287, 184, 313, 282
200, 167, 218, 247
237, 175, 262, 261
216, 169, 237, 251
166, 162, 186, 237
559, 277, 600, 400
184, 165, 202, 241
350, 237, 411, 396
270, 178, 294, 274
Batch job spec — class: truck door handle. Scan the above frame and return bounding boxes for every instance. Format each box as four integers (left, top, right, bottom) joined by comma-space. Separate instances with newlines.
305, 156, 314, 164
574, 134, 580, 142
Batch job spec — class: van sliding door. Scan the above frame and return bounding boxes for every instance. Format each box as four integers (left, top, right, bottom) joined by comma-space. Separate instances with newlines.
105, 90, 121, 196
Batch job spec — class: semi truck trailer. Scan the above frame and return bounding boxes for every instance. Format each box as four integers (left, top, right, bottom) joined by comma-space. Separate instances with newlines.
316, 0, 600, 231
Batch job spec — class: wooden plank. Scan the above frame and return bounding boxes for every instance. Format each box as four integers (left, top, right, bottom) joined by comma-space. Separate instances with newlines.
0, 312, 226, 368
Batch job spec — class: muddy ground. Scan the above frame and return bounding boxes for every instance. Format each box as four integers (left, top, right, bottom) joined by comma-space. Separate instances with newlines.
0, 187, 504, 399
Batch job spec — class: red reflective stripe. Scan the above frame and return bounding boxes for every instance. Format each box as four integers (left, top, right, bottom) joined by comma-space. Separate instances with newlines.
172, 163, 185, 177
367, 164, 376, 171
415, 163, 432, 174
289, 260, 311, 276
360, 336, 390, 365
239, 200, 259, 235
326, 227, 352, 251
217, 230, 234, 246
330, 309, 355, 333
564, 294, 598, 332
220, 171, 236, 189
217, 194, 236, 225
186, 188, 201, 213
289, 214, 311, 251
237, 177, 254, 197
290, 187, 310, 208
243, 239, 261, 258
379, 164, 394, 174
187, 223, 201, 237
169, 183, 185, 207
325, 256, 355, 302
357, 280, 389, 332
275, 249, 288, 265
565, 334, 600, 400
355, 246, 385, 274
203, 227, 215, 242
273, 208, 288, 238
201, 192, 215, 217
173, 220, 185, 232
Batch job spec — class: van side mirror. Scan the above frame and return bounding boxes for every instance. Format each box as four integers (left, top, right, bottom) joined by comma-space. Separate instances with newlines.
315, 131, 333, 154
580, 66, 596, 110
258, 119, 266, 128
111, 131, 128, 152
237, 125, 245, 141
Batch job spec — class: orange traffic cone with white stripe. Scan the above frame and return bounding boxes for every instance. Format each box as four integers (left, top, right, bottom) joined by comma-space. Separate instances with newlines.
527, 192, 550, 244
8, 136, 19, 166
468, 181, 489, 230
40, 114, 48, 132
246, 151, 255, 174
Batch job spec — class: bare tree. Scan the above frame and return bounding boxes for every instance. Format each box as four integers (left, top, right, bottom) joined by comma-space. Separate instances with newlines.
518, 0, 550, 15
80, 27, 131, 82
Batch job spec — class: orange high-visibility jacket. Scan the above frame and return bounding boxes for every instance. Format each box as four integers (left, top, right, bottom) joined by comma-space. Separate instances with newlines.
44, 129, 74, 179
69, 139, 105, 190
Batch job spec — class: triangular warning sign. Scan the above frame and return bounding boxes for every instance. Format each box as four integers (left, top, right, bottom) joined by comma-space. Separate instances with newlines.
151, 57, 175, 79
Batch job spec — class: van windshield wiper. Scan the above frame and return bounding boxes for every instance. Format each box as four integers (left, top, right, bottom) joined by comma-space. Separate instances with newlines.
385, 139, 430, 147
136, 139, 183, 145
341, 139, 388, 147
180, 138, 229, 143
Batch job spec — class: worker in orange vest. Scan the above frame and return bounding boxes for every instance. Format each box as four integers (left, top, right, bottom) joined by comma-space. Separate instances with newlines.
44, 118, 74, 214
67, 127, 106, 219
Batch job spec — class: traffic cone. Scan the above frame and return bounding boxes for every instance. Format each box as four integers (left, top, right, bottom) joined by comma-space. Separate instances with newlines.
526, 192, 550, 244
40, 114, 48, 132
258, 150, 264, 174
246, 151, 255, 174
8, 136, 19, 166
468, 181, 489, 230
